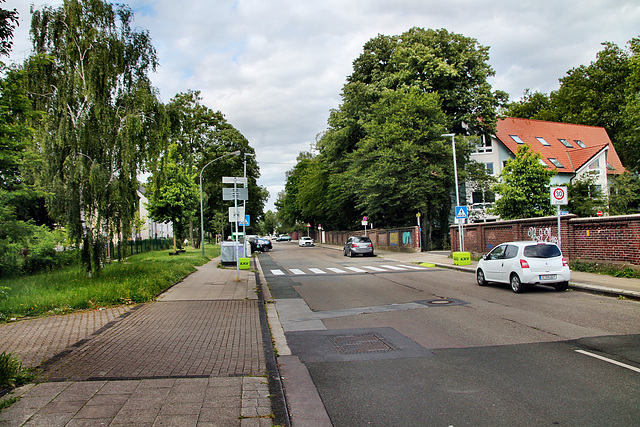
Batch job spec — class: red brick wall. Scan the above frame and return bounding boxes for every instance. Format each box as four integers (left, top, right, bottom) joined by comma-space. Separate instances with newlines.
451, 214, 640, 266
324, 226, 420, 252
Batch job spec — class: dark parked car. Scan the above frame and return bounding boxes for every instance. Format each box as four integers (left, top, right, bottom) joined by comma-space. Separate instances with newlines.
276, 234, 291, 242
343, 236, 374, 257
256, 237, 272, 252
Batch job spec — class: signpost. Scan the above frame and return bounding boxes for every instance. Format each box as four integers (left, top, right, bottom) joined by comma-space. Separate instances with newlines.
550, 186, 568, 249
455, 206, 468, 251
362, 216, 368, 236
223, 176, 248, 280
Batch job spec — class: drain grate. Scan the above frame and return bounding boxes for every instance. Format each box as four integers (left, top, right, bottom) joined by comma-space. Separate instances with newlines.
414, 298, 468, 307
326, 333, 398, 355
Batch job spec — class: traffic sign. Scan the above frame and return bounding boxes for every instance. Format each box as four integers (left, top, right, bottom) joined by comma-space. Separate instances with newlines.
455, 206, 468, 219
228, 206, 245, 222
222, 187, 248, 201
239, 215, 250, 226
597, 211, 603, 217
551, 186, 568, 205
222, 176, 248, 185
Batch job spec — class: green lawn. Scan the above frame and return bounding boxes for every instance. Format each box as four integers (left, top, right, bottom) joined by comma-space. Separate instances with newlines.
0, 244, 221, 322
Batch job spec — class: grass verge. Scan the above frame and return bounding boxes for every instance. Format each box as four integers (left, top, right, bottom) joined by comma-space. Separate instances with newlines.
0, 245, 221, 322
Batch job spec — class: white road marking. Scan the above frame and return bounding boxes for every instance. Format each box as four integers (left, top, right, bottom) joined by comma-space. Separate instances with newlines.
309, 268, 326, 274
345, 267, 367, 273
380, 265, 406, 270
362, 266, 387, 272
575, 350, 640, 374
271, 270, 285, 276
398, 264, 427, 270
290, 269, 306, 275
327, 268, 346, 273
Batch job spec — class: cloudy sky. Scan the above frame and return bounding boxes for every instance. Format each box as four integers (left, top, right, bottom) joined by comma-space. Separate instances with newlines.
5, 0, 640, 212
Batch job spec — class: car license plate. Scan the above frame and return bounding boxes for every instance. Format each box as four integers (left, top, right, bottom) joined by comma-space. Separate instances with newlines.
540, 274, 557, 280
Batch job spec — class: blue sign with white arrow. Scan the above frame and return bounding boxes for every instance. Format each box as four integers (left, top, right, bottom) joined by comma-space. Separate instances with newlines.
455, 206, 468, 219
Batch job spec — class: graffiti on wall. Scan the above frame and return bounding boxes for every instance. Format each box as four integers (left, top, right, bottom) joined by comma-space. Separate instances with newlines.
390, 231, 399, 246
527, 226, 559, 244
402, 231, 412, 246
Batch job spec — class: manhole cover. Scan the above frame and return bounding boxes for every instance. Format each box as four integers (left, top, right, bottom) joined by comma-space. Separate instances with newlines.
326, 333, 398, 355
415, 298, 468, 307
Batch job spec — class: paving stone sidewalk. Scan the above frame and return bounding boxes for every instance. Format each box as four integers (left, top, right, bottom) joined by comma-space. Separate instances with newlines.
0, 257, 273, 426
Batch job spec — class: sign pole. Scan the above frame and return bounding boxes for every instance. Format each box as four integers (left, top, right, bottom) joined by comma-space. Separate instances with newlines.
234, 178, 239, 280
557, 205, 561, 250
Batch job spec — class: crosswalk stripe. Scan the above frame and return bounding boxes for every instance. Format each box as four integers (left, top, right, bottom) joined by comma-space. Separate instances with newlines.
290, 269, 306, 275
309, 268, 326, 274
362, 265, 387, 272
380, 265, 406, 270
327, 267, 346, 273
271, 269, 285, 275
398, 264, 427, 270
345, 266, 367, 273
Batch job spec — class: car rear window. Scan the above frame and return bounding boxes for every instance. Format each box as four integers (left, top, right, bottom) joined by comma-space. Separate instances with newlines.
353, 237, 371, 243
523, 244, 561, 258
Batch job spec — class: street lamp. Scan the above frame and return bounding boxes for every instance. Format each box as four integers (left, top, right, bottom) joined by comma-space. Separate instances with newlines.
200, 150, 241, 256
442, 133, 464, 252
242, 153, 256, 237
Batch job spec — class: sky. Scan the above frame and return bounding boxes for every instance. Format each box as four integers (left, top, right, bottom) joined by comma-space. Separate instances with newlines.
5, 0, 640, 212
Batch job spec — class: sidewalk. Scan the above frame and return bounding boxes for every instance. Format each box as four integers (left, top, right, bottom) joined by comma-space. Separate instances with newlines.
371, 247, 640, 300
0, 258, 274, 427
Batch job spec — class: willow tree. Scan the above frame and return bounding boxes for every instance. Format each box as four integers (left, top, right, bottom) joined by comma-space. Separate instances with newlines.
24, 0, 161, 275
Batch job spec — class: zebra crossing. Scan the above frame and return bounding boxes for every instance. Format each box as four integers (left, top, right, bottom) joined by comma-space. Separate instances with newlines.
268, 264, 429, 277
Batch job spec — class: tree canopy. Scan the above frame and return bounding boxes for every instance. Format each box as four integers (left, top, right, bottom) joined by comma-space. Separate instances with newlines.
278, 27, 503, 248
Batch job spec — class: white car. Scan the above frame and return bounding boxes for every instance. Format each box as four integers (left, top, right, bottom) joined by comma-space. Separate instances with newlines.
298, 236, 314, 247
476, 241, 570, 293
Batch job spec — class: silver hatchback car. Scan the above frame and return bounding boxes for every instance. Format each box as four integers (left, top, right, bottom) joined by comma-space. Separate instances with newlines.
343, 236, 374, 257
476, 241, 570, 293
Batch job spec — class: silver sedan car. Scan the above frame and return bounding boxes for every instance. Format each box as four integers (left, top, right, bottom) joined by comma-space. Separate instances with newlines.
343, 236, 374, 257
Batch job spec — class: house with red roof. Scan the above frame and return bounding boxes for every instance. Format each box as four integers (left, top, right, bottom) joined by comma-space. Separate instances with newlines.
468, 117, 625, 222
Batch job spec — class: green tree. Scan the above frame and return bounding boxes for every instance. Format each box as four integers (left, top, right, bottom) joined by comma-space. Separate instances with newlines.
146, 144, 199, 253
567, 171, 607, 217
491, 145, 556, 220
24, 0, 161, 275
609, 172, 640, 215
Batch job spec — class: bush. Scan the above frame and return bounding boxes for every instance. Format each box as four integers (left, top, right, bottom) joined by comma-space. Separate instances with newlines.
0, 352, 30, 389
569, 259, 640, 279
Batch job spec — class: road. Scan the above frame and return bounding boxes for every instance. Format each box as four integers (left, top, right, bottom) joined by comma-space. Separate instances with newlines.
261, 242, 640, 426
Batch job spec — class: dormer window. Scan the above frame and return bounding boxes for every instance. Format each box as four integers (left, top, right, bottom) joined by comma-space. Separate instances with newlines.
559, 138, 573, 148
548, 158, 565, 168
539, 159, 548, 166
510, 135, 524, 144
574, 140, 587, 148
536, 137, 551, 146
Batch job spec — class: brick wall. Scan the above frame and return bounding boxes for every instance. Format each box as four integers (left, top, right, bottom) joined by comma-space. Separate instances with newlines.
451, 214, 640, 266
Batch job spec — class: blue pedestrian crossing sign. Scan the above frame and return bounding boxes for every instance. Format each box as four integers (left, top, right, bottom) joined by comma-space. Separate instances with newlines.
455, 206, 468, 219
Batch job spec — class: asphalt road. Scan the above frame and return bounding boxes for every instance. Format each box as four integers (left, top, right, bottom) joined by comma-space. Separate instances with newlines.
262, 242, 640, 426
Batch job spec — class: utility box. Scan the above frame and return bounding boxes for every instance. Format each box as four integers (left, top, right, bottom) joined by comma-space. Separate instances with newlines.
239, 258, 250, 270
452, 251, 471, 266
221, 241, 245, 264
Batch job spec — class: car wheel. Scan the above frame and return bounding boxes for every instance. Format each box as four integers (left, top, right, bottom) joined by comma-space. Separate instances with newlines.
476, 269, 487, 286
510, 274, 525, 293
348, 249, 353, 258
343, 249, 347, 256
554, 281, 569, 292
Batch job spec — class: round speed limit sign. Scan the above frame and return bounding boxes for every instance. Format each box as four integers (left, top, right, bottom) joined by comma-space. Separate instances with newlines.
550, 186, 568, 205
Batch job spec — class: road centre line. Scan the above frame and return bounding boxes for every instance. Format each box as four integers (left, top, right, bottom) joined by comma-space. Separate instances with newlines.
575, 350, 640, 374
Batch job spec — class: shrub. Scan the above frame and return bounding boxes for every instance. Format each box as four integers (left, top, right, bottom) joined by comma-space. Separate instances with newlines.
0, 352, 27, 389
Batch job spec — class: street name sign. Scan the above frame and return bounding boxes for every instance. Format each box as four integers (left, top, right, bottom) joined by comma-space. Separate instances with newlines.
222, 176, 248, 185
223, 187, 248, 201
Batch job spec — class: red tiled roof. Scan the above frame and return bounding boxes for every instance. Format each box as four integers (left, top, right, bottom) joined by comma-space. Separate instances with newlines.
496, 117, 625, 175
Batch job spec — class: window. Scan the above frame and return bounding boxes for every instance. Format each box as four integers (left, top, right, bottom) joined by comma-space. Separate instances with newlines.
504, 245, 519, 260
539, 159, 548, 166
474, 137, 493, 153
536, 137, 551, 146
559, 138, 573, 148
548, 158, 564, 168
485, 162, 494, 175
574, 140, 587, 148
510, 135, 524, 144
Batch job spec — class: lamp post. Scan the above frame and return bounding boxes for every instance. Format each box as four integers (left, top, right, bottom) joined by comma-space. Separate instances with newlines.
200, 150, 241, 257
242, 153, 255, 239
442, 133, 464, 252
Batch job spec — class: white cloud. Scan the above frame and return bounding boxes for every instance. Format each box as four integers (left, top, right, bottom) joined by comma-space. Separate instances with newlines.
5, 0, 640, 212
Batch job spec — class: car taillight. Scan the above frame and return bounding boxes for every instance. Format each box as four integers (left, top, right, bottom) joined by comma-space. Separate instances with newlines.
368, 243, 372, 247
562, 257, 568, 267
352, 243, 358, 248
520, 259, 530, 269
